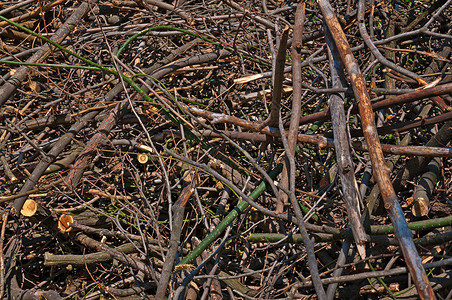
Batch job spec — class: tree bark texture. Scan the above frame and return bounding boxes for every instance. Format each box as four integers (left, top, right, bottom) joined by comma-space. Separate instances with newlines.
317, 0, 435, 297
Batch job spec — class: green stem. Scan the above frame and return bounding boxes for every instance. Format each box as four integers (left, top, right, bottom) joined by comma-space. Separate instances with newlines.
0, 60, 99, 70
372, 215, 452, 235
0, 14, 280, 266
299, 201, 320, 223
0, 15, 111, 73
247, 215, 452, 243
178, 163, 283, 265
0, 15, 203, 148
367, 262, 396, 299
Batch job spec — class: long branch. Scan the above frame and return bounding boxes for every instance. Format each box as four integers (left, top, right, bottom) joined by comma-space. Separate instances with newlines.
317, 0, 435, 297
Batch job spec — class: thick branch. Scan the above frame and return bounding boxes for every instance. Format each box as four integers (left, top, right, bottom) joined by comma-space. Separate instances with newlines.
317, 0, 435, 297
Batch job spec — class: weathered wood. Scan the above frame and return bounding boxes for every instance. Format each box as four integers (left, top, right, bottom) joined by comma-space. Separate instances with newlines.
65, 100, 129, 188
44, 243, 137, 266
326, 27, 366, 258
155, 184, 194, 299
12, 111, 99, 214
412, 157, 441, 217
282, 3, 326, 299
394, 120, 452, 192
317, 0, 435, 297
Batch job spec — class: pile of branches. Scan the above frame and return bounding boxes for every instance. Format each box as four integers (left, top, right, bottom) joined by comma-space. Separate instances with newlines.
0, 0, 451, 299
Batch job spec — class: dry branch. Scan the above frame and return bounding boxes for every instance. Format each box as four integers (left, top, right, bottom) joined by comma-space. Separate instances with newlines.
156, 183, 194, 298
44, 243, 138, 266
0, 0, 450, 298
281, 3, 326, 298
317, 0, 435, 297
65, 100, 129, 188
75, 233, 155, 277
259, 26, 290, 129
394, 120, 452, 192
295, 257, 452, 288
12, 111, 99, 214
298, 82, 452, 126
326, 27, 366, 258
0, 1, 90, 107
412, 157, 441, 217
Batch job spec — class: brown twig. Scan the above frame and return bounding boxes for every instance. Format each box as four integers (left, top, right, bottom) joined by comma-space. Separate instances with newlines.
258, 25, 290, 130
0, 1, 90, 107
155, 184, 194, 298
318, 0, 435, 297
298, 81, 452, 126
278, 3, 326, 299
325, 26, 366, 258
0, 212, 8, 299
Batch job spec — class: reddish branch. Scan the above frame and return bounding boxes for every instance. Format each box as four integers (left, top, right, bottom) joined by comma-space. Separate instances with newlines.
65, 100, 130, 188
298, 81, 452, 126
189, 111, 452, 157
345, 109, 452, 137
317, 0, 435, 298
189, 106, 329, 146
356, 0, 450, 112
